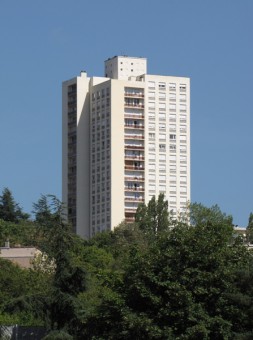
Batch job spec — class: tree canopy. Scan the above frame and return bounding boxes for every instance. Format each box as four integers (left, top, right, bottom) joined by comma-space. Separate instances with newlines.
0, 187, 29, 223
0, 192, 253, 339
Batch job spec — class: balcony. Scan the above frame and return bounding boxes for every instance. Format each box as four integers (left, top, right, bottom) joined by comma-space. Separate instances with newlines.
125, 187, 144, 192
124, 103, 144, 109
125, 197, 144, 203
124, 92, 144, 98
125, 208, 138, 213
125, 165, 144, 171
125, 145, 144, 150
124, 176, 144, 182
124, 134, 144, 140
124, 124, 144, 130
125, 216, 135, 223
124, 113, 144, 119
124, 155, 144, 161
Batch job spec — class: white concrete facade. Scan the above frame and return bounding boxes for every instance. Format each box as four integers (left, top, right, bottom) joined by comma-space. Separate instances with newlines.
62, 56, 190, 238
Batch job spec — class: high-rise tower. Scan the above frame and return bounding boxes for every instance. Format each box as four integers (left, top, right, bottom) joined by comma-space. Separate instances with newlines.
62, 56, 190, 238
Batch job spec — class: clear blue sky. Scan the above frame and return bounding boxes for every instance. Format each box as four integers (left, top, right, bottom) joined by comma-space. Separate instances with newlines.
0, 0, 252, 226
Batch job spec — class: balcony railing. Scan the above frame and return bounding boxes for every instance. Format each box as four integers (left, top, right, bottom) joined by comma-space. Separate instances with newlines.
124, 103, 144, 109
125, 187, 144, 192
125, 145, 144, 150
125, 165, 145, 171
124, 113, 144, 119
124, 124, 144, 130
124, 155, 144, 160
124, 176, 145, 181
125, 216, 135, 222
125, 208, 138, 213
124, 134, 144, 140
125, 197, 144, 202
124, 92, 144, 98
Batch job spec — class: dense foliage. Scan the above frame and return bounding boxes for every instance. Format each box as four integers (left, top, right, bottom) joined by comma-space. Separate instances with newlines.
0, 190, 253, 339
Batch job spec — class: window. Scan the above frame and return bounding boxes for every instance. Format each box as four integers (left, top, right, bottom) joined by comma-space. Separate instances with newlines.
170, 124, 176, 131
180, 135, 187, 141
159, 174, 166, 181
170, 196, 176, 202
180, 196, 187, 203
180, 115, 187, 122
159, 82, 166, 90
169, 93, 176, 100
180, 104, 186, 112
180, 176, 187, 183
148, 101, 155, 109
169, 155, 176, 162
180, 186, 187, 193
159, 144, 166, 151
170, 165, 176, 172
159, 163, 166, 171
159, 92, 166, 99
149, 123, 155, 129
148, 81, 155, 88
180, 145, 187, 152
149, 143, 155, 151
148, 111, 155, 119
159, 103, 166, 110
180, 166, 187, 172
159, 154, 166, 161
170, 134, 176, 140
149, 173, 156, 181
169, 104, 176, 110
149, 91, 155, 98
170, 175, 176, 182
149, 153, 156, 160
169, 83, 176, 90
159, 133, 166, 140
170, 145, 176, 151
170, 185, 176, 192
180, 84, 186, 91
149, 132, 155, 139
148, 163, 155, 170
149, 184, 155, 191
159, 123, 166, 130
180, 125, 186, 132
159, 113, 166, 120
180, 94, 186, 101
159, 185, 166, 192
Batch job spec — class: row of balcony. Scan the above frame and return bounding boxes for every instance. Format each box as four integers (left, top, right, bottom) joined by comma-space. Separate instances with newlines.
125, 197, 144, 202
125, 134, 144, 140
125, 187, 144, 192
125, 155, 144, 160
124, 114, 144, 119
124, 92, 144, 98
125, 124, 144, 129
125, 176, 145, 182
125, 103, 144, 109
125, 165, 144, 171
125, 145, 144, 150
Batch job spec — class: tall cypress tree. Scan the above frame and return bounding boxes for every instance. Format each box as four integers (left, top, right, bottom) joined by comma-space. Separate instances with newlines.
0, 188, 29, 222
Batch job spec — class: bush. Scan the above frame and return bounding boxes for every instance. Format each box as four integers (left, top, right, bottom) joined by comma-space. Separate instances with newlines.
42, 330, 73, 340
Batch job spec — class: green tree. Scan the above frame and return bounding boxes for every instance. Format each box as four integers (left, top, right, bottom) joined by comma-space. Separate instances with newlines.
246, 212, 253, 243
33, 195, 87, 336
135, 193, 170, 234
0, 219, 36, 247
0, 188, 29, 223
0, 258, 46, 326
83, 203, 252, 339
